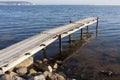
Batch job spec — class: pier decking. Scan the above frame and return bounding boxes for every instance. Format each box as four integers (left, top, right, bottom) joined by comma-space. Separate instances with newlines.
0, 17, 98, 72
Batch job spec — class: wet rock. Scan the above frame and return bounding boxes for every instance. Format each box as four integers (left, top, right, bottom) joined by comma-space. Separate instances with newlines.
72, 79, 76, 80
29, 74, 45, 80
16, 57, 33, 68
48, 65, 53, 72
16, 66, 28, 76
43, 71, 52, 78
58, 72, 66, 78
36, 60, 43, 65
12, 76, 25, 80
10, 72, 17, 78
0, 70, 3, 75
53, 63, 58, 72
100, 70, 113, 77
53, 63, 58, 69
50, 73, 66, 80
80, 73, 88, 80
0, 74, 12, 80
56, 60, 63, 65
43, 58, 48, 63
108, 71, 113, 76
50, 73, 58, 80
34, 61, 49, 72
57, 74, 66, 80
29, 69, 37, 75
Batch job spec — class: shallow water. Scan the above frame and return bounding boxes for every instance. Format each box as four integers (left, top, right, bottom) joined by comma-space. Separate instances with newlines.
0, 5, 120, 80
0, 5, 120, 56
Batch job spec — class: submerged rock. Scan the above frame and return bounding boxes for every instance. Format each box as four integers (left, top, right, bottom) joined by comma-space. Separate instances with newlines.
34, 61, 50, 72
12, 76, 25, 80
29, 69, 37, 76
50, 73, 66, 80
43, 71, 52, 78
56, 60, 63, 65
100, 70, 113, 77
29, 74, 45, 80
0, 58, 68, 80
108, 71, 113, 76
43, 58, 48, 63
36, 60, 43, 65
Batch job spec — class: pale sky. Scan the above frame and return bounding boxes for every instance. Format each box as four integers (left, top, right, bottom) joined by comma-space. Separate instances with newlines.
0, 0, 120, 5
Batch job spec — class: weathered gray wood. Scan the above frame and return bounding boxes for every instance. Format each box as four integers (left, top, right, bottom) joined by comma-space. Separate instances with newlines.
0, 17, 98, 72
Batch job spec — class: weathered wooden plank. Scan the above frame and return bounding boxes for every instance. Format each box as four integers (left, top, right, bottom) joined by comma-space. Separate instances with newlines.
0, 17, 98, 72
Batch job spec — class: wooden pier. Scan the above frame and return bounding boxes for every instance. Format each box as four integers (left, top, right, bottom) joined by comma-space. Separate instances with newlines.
0, 17, 99, 72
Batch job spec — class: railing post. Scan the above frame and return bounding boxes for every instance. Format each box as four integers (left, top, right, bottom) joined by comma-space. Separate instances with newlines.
42, 48, 47, 58
81, 28, 83, 40
58, 35, 62, 54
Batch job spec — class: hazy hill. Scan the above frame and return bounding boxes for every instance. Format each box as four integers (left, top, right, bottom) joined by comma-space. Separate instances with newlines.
0, 1, 32, 6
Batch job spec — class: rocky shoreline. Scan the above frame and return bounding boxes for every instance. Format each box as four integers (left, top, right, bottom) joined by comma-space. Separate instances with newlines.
0, 58, 76, 80
1, 35, 120, 80
0, 34, 95, 80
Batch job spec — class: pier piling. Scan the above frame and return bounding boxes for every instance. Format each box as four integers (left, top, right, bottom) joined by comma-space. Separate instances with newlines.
96, 17, 99, 36
68, 35, 72, 43
42, 48, 47, 58
86, 26, 89, 38
58, 35, 62, 54
81, 29, 83, 40
87, 26, 89, 33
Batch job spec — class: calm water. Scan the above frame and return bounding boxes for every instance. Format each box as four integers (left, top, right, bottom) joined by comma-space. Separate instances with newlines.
0, 5, 120, 55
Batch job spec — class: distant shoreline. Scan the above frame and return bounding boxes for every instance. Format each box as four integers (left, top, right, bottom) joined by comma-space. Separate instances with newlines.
0, 5, 120, 6
0, 1, 32, 6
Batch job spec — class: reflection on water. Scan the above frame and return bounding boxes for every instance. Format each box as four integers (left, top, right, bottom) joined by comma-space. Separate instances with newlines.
34, 29, 95, 60
0, 5, 120, 79
63, 33, 120, 80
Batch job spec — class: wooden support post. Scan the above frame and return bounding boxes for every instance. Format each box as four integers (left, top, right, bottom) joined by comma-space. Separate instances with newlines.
96, 17, 99, 36
81, 28, 83, 40
69, 20, 72, 23
87, 26, 89, 33
42, 48, 47, 58
58, 35, 62, 54
86, 26, 89, 38
68, 35, 72, 43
